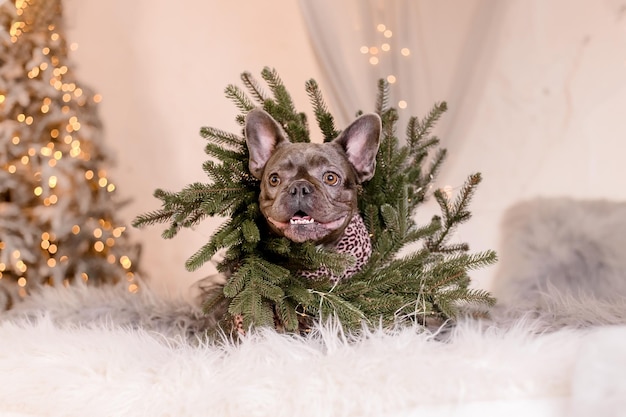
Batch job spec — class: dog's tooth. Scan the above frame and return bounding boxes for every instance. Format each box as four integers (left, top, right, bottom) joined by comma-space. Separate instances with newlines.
290, 217, 315, 225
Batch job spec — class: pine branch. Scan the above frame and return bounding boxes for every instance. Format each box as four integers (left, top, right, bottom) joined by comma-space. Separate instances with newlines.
185, 220, 242, 271
314, 290, 368, 327
203, 143, 245, 163
305, 79, 339, 142
199, 127, 244, 148
251, 276, 285, 303
241, 71, 268, 104
274, 299, 299, 331
224, 84, 255, 113
427, 173, 481, 252
261, 67, 296, 117
375, 79, 391, 115
131, 208, 174, 228
407, 101, 447, 149
451, 173, 482, 223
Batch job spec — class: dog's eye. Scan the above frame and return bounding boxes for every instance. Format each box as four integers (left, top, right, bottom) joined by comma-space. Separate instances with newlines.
323, 172, 339, 186
268, 174, 281, 186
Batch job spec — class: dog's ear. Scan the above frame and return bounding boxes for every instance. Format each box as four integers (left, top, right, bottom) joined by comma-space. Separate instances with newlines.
245, 108, 289, 179
334, 114, 381, 183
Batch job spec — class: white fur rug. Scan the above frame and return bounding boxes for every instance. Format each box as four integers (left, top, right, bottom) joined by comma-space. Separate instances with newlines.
0, 284, 625, 417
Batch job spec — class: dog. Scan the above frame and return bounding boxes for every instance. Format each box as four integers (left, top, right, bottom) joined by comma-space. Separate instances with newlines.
245, 108, 381, 281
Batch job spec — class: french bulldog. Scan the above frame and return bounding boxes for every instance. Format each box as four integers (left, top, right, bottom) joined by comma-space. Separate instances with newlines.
245, 108, 381, 281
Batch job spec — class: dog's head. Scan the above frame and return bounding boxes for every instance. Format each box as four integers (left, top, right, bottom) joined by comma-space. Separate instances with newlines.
245, 108, 381, 244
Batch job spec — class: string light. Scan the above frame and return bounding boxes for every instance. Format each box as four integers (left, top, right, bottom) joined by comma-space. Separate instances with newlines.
120, 256, 132, 269
16, 261, 27, 273
442, 185, 454, 200
360, 23, 413, 111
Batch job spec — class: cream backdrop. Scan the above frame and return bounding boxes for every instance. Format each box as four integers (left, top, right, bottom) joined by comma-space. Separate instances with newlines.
63, 0, 626, 296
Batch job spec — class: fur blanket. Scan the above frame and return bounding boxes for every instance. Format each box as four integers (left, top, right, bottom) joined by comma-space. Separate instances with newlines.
1, 286, 625, 417
1, 197, 626, 416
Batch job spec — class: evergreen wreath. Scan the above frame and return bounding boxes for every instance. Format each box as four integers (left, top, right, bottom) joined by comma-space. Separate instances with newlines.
133, 68, 497, 334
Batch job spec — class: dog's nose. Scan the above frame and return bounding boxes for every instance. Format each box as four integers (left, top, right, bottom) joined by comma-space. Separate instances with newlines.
289, 180, 313, 197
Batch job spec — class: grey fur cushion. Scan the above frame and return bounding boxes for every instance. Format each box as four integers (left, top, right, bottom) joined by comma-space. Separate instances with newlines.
492, 197, 626, 309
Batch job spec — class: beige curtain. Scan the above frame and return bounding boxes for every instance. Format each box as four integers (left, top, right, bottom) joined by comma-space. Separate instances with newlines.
297, 0, 507, 147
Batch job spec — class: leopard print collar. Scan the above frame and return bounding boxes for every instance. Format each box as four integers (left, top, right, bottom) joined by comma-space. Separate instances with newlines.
300, 214, 372, 282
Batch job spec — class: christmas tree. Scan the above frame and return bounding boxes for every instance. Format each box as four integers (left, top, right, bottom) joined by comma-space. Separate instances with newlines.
0, 0, 140, 308
134, 68, 496, 334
